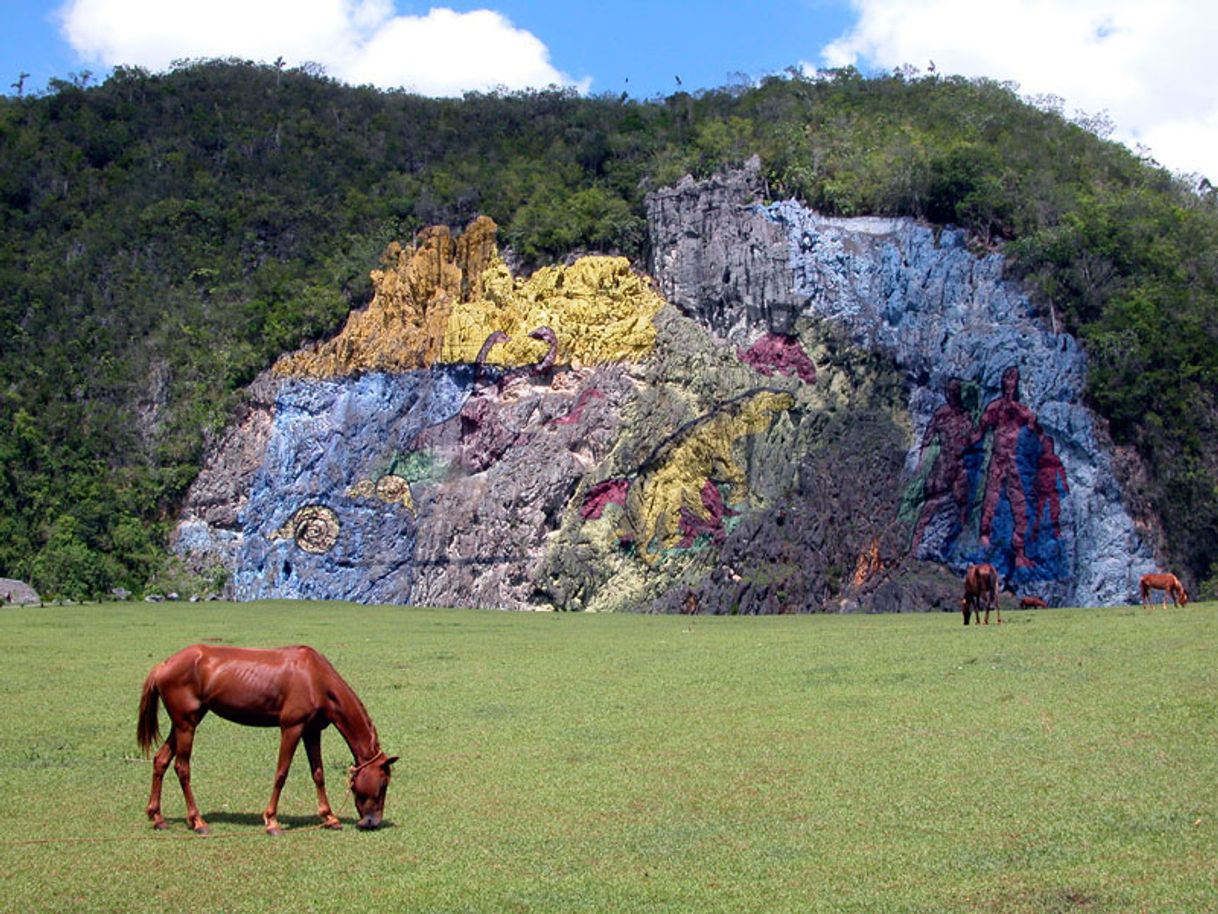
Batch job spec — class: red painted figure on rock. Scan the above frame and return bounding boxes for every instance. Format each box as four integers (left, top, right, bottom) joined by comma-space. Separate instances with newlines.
911, 377, 975, 553
977, 366, 1036, 569
1031, 422, 1069, 540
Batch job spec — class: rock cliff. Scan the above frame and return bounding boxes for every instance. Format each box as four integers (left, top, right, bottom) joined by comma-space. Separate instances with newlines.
174, 165, 1154, 611
645, 162, 1153, 606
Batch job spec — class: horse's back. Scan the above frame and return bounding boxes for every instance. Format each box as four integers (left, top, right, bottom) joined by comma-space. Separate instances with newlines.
965, 563, 998, 595
1140, 573, 1179, 595
153, 644, 335, 727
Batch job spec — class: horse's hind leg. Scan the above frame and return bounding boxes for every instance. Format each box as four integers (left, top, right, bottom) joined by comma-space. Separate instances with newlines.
172, 724, 209, 834
304, 728, 342, 829
146, 736, 175, 829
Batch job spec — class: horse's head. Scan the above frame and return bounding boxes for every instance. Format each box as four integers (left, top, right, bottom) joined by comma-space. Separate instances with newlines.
348, 753, 398, 830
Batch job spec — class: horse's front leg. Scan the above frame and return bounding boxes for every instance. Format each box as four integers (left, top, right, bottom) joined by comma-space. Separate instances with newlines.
303, 728, 342, 829
264, 724, 304, 836
146, 735, 176, 829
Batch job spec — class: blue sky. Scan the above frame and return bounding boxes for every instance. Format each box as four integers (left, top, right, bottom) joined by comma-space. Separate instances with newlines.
2, 1, 858, 100
3, 1, 1217, 180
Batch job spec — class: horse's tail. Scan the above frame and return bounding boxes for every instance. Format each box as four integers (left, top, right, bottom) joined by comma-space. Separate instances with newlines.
137, 668, 162, 757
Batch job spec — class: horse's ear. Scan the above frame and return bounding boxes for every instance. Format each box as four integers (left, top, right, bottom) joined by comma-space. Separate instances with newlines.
384, 756, 400, 769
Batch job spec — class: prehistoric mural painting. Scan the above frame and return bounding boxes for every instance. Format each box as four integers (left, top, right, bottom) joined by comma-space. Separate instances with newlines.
176, 168, 1153, 610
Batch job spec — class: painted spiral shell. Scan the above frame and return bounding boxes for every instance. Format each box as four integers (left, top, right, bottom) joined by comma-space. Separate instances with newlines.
284, 505, 340, 554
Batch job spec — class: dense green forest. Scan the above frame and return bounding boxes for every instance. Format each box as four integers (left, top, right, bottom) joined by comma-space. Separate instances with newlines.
1, 60, 1216, 600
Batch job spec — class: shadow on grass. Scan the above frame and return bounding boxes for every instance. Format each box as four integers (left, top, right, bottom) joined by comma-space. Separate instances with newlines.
180, 811, 398, 831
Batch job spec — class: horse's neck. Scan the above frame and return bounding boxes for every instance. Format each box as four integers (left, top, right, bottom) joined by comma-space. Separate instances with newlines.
326, 675, 380, 764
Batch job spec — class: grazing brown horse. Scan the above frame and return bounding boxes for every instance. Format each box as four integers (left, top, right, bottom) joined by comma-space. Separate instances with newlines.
1139, 572, 1190, 608
962, 563, 1001, 625
1019, 595, 1049, 609
138, 644, 397, 835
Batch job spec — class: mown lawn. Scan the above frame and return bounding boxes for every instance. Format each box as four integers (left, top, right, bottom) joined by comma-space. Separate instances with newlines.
1, 600, 1215, 913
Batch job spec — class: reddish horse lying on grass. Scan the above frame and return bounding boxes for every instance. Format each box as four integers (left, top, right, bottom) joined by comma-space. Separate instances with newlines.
138, 644, 397, 835
961, 563, 1001, 625
1139, 573, 1190, 608
1019, 595, 1049, 609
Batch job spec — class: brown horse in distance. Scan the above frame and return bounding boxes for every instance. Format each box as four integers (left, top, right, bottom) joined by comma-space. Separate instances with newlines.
138, 644, 397, 835
1019, 595, 1049, 609
962, 563, 1001, 625
1139, 572, 1190, 608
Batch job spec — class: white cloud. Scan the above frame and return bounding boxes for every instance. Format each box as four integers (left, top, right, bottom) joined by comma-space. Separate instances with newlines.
812, 0, 1218, 180
346, 8, 588, 96
56, 1, 587, 96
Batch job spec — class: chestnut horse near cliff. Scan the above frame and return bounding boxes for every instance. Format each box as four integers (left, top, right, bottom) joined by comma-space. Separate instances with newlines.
138, 644, 397, 835
1139, 572, 1189, 608
961, 563, 1001, 625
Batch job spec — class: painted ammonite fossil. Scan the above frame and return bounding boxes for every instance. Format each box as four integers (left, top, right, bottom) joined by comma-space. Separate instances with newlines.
374, 474, 411, 505
345, 474, 415, 513
271, 505, 341, 554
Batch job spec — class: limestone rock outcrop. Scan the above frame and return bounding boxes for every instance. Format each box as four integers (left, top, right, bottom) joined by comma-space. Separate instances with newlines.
175, 165, 1155, 611
646, 161, 1153, 607
0, 578, 40, 604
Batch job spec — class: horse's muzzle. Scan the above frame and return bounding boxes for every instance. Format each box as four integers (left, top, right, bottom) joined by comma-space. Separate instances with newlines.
356, 814, 382, 830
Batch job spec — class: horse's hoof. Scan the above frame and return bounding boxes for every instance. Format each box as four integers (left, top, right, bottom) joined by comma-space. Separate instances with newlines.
267, 826, 284, 837
193, 825, 210, 836
324, 821, 343, 830
151, 820, 168, 831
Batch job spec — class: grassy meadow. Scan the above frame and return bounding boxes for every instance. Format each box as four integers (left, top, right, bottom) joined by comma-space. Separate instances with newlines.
1, 599, 1215, 913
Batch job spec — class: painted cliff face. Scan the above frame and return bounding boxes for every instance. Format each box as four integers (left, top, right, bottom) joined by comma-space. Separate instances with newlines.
758, 199, 1152, 605
177, 167, 1155, 611
217, 216, 805, 609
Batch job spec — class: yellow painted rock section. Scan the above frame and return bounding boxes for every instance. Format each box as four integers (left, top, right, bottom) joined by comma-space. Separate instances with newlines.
346, 475, 415, 514
443, 256, 664, 368
274, 216, 498, 378
628, 390, 795, 557
274, 216, 663, 378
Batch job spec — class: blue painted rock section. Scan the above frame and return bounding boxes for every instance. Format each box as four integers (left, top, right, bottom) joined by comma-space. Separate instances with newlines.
760, 202, 1153, 606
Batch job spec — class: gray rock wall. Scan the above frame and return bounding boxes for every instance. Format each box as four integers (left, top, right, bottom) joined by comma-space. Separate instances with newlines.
0, 578, 40, 605
647, 168, 794, 340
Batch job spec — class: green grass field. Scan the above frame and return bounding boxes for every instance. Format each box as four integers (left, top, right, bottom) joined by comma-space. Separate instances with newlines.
1, 600, 1215, 913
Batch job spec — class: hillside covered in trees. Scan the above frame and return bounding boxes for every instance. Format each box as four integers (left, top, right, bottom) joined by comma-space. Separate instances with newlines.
1, 60, 1215, 600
